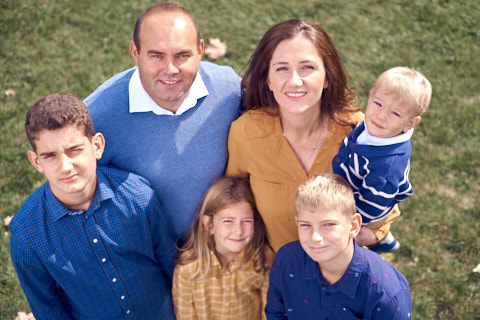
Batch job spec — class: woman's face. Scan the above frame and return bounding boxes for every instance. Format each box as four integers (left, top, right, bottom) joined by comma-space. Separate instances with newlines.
267, 36, 328, 117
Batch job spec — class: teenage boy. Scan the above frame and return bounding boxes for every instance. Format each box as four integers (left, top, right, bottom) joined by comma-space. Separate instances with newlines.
10, 93, 176, 320
266, 173, 412, 319
333, 66, 432, 252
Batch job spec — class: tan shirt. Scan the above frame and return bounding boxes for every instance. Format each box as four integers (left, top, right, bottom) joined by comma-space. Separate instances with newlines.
226, 109, 368, 251
172, 250, 270, 320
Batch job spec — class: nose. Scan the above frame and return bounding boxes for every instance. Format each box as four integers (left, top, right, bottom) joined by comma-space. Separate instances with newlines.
59, 154, 73, 172
312, 231, 323, 242
377, 108, 387, 121
232, 222, 243, 235
164, 59, 179, 74
289, 71, 303, 86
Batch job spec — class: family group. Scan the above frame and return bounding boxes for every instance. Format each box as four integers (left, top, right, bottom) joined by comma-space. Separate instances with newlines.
10, 3, 431, 320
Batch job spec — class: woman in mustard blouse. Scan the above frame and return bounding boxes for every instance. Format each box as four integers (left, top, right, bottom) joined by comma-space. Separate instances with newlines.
226, 19, 400, 251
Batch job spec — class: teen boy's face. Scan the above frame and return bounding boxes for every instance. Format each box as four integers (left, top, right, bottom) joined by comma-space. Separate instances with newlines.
365, 87, 421, 138
27, 125, 105, 210
296, 208, 360, 267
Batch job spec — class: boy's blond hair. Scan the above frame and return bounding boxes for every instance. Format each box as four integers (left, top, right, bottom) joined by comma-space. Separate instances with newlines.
371, 66, 432, 116
295, 173, 356, 218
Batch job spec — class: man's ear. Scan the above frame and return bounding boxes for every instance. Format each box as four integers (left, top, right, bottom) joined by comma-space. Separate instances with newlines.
92, 133, 105, 160
130, 40, 139, 66
27, 150, 44, 173
349, 213, 362, 238
202, 215, 213, 234
197, 39, 205, 58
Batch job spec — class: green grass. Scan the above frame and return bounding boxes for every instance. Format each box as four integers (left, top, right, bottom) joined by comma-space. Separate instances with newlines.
1, 0, 479, 319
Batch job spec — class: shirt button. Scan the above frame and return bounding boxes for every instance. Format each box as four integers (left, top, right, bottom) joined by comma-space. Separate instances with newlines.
325, 293, 330, 297
121, 295, 125, 300
93, 238, 98, 243
112, 278, 117, 282
126, 310, 130, 314
101, 258, 106, 263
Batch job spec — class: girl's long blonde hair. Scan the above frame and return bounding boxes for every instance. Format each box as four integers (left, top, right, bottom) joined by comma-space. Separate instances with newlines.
176, 177, 274, 279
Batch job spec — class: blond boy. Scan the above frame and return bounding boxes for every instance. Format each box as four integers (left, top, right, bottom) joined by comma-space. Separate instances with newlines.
333, 66, 432, 252
266, 173, 412, 319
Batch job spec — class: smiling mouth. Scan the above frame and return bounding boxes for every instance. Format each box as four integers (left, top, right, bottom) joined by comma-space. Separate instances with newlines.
370, 120, 384, 129
310, 244, 328, 252
161, 80, 180, 85
286, 92, 306, 98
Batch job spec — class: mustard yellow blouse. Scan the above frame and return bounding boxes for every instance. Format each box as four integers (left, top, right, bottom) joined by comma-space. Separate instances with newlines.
226, 109, 376, 251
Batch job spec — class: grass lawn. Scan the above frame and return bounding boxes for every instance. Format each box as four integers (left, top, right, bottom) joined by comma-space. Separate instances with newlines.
1, 0, 479, 319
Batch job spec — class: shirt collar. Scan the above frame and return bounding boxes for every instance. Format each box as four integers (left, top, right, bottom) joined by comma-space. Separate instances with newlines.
358, 121, 414, 146
209, 249, 246, 274
46, 168, 115, 221
128, 67, 208, 115
303, 242, 364, 299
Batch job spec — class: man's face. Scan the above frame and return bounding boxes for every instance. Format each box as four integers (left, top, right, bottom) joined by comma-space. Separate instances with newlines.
130, 12, 204, 113
27, 125, 104, 210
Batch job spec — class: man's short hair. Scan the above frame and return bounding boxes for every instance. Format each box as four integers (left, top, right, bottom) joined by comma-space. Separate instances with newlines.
295, 173, 356, 217
133, 2, 201, 52
25, 93, 95, 150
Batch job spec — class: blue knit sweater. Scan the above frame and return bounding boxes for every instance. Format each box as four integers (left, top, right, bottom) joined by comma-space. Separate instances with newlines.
332, 121, 413, 225
85, 62, 241, 240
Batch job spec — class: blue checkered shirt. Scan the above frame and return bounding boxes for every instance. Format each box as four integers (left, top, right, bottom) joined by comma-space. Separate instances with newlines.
10, 166, 176, 320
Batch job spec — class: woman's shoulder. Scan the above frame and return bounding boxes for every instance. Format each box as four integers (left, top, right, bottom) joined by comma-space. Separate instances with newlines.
230, 108, 280, 138
341, 110, 364, 124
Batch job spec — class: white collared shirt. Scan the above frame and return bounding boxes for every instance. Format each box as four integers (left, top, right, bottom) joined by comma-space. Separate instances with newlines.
128, 67, 209, 115
357, 122, 414, 146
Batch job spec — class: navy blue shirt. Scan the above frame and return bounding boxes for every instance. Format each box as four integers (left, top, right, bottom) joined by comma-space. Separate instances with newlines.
10, 166, 176, 320
266, 241, 412, 320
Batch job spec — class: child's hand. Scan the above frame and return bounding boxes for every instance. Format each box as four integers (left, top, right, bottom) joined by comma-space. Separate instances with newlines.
355, 227, 378, 247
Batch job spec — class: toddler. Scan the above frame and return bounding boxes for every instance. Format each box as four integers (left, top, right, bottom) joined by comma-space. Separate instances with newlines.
333, 66, 432, 252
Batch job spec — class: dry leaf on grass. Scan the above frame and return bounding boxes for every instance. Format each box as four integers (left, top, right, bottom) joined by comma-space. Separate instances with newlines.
205, 38, 227, 60
473, 263, 480, 273
15, 312, 35, 320
4, 215, 12, 227
5, 88, 16, 96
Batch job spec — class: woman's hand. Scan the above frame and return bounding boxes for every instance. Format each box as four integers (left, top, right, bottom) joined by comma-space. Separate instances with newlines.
355, 226, 378, 247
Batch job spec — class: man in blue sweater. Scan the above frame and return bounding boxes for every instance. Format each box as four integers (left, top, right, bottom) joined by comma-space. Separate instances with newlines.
85, 3, 242, 242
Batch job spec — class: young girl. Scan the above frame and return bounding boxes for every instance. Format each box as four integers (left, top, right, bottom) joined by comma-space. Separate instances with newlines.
172, 177, 274, 320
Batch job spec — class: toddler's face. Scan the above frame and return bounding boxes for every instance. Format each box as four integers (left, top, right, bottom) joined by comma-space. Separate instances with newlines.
364, 88, 420, 138
203, 201, 254, 266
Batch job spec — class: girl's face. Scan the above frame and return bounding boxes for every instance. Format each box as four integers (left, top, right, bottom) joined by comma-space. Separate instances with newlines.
203, 201, 255, 266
